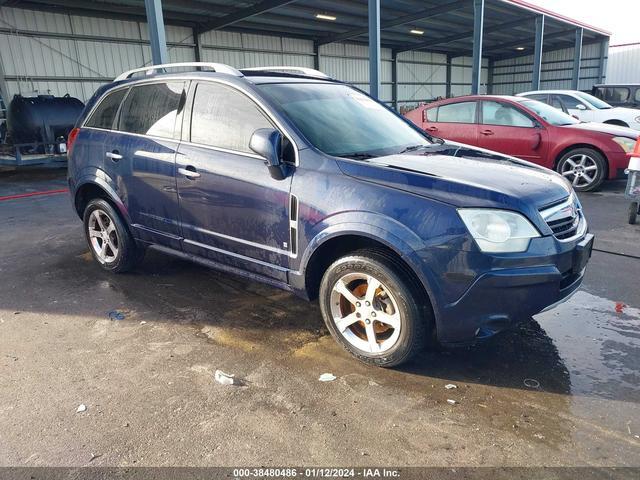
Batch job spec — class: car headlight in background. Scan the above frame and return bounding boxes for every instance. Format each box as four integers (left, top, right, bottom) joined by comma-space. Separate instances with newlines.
458, 209, 540, 253
612, 136, 637, 153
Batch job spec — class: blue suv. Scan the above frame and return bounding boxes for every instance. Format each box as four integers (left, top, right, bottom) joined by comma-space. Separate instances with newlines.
67, 63, 593, 367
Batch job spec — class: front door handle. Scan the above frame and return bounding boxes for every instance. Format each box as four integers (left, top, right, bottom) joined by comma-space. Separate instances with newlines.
426, 126, 438, 132
480, 129, 494, 136
106, 151, 122, 161
178, 166, 201, 179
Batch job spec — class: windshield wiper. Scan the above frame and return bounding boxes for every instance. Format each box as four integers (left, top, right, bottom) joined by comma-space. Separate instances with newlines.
398, 144, 430, 154
340, 152, 377, 160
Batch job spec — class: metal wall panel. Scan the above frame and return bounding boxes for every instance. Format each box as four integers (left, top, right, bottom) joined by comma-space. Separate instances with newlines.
492, 42, 605, 94
607, 44, 640, 84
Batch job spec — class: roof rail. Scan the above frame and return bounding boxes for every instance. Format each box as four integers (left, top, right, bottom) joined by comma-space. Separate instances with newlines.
241, 66, 330, 79
114, 62, 243, 81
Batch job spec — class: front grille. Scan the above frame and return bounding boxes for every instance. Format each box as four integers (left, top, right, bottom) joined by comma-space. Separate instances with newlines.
540, 194, 584, 241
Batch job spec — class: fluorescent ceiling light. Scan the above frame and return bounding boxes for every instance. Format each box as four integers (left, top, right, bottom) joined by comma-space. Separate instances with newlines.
315, 13, 337, 21
410, 29, 425, 35
515, 47, 525, 51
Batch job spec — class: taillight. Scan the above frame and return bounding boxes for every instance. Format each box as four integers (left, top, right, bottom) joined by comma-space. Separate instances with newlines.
67, 127, 80, 156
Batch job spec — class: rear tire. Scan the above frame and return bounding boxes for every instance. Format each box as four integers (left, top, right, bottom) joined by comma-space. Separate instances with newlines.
83, 199, 144, 273
557, 148, 606, 192
319, 249, 430, 367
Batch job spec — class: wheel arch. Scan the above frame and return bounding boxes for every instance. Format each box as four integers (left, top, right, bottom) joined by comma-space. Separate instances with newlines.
603, 119, 629, 127
73, 175, 131, 226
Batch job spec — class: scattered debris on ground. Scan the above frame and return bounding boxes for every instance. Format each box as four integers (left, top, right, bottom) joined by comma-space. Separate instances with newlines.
524, 378, 540, 389
445, 383, 457, 389
76, 404, 87, 413
615, 302, 627, 313
318, 373, 337, 382
214, 370, 235, 386
108, 310, 125, 321
447, 399, 457, 405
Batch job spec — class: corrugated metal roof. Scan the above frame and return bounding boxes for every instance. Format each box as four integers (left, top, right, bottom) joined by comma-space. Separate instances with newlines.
11, 0, 609, 60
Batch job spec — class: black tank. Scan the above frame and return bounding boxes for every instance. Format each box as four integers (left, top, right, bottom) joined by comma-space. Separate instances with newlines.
7, 94, 84, 145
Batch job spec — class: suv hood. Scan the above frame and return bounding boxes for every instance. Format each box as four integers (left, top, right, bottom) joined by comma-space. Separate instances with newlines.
337, 143, 571, 213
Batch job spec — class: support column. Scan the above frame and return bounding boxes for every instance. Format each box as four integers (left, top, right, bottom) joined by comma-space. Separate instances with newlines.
532, 15, 545, 90
445, 55, 452, 98
487, 59, 494, 94
598, 38, 609, 83
193, 28, 202, 62
313, 41, 320, 70
471, 0, 484, 95
368, 0, 381, 99
572, 27, 583, 90
144, 0, 168, 65
391, 50, 398, 110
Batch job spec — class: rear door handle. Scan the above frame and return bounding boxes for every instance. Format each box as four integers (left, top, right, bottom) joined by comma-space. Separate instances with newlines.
178, 166, 201, 179
480, 129, 494, 136
106, 151, 122, 161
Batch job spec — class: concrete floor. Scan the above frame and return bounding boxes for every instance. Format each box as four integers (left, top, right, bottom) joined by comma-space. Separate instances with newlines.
0, 169, 639, 467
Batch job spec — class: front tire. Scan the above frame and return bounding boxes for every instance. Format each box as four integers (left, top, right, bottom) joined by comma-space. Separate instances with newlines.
319, 250, 429, 367
557, 148, 606, 192
83, 199, 143, 273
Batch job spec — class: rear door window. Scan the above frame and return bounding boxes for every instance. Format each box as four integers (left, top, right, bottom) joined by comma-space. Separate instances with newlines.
118, 82, 184, 139
85, 89, 127, 130
190, 82, 273, 154
435, 102, 477, 123
481, 101, 534, 127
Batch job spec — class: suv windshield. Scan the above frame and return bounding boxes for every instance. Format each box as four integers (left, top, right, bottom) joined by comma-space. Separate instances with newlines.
574, 91, 612, 109
258, 83, 429, 158
519, 99, 579, 126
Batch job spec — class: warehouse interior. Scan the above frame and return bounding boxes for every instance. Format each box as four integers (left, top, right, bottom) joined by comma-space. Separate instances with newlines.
0, 0, 610, 115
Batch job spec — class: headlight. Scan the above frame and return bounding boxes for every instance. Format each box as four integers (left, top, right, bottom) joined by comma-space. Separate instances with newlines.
458, 209, 540, 253
635, 116, 640, 123
612, 136, 637, 153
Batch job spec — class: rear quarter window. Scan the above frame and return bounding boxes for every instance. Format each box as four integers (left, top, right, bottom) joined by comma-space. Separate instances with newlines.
436, 102, 477, 123
423, 107, 436, 122
118, 82, 184, 138
85, 89, 127, 129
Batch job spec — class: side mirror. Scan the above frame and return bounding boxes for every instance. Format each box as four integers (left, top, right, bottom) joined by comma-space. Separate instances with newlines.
575, 104, 587, 111
250, 128, 287, 180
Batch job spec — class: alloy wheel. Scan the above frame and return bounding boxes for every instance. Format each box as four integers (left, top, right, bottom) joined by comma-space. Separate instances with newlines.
561, 154, 599, 189
88, 209, 119, 263
329, 273, 401, 353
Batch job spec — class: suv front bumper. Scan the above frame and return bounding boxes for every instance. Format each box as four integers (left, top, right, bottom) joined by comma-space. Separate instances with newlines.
435, 233, 594, 345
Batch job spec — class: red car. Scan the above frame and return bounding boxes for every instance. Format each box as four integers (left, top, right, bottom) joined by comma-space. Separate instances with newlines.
404, 95, 638, 191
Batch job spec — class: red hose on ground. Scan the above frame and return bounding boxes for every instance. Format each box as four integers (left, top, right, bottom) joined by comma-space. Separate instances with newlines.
0, 188, 69, 202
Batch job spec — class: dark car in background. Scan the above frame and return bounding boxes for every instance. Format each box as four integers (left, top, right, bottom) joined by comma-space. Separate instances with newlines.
67, 63, 593, 367
592, 84, 640, 108
404, 95, 638, 191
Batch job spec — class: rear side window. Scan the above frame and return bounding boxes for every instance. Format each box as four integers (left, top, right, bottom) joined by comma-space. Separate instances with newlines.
481, 101, 534, 128
423, 107, 436, 122
190, 82, 273, 154
436, 102, 476, 123
608, 87, 630, 102
525, 94, 548, 103
85, 89, 126, 129
118, 82, 184, 138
